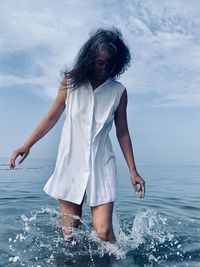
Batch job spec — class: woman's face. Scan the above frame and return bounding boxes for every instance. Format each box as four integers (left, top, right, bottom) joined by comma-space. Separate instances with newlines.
93, 50, 115, 81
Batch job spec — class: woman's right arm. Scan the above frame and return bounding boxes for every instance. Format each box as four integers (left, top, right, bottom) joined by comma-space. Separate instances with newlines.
9, 78, 68, 169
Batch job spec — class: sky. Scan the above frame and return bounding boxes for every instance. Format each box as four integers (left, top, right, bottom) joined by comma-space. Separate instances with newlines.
0, 0, 200, 165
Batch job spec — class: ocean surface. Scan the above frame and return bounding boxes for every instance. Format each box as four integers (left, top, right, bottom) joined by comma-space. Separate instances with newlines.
0, 157, 200, 267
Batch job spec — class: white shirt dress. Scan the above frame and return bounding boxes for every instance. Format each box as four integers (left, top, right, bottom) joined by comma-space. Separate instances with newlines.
44, 78, 126, 207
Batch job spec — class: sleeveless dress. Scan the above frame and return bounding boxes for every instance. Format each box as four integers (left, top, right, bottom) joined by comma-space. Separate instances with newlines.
44, 78, 126, 207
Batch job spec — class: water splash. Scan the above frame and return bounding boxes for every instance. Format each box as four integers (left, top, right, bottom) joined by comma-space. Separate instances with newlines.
129, 209, 183, 264
5, 207, 183, 266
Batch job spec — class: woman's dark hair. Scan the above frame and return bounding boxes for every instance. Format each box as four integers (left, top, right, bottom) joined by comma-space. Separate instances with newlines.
65, 27, 131, 88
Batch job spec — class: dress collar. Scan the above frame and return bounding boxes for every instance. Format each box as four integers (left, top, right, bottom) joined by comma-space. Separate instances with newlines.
88, 77, 112, 93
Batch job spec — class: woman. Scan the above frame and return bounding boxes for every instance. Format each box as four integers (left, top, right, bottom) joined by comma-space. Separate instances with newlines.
9, 28, 145, 243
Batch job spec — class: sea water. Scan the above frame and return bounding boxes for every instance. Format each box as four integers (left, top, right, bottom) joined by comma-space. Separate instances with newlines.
0, 158, 200, 266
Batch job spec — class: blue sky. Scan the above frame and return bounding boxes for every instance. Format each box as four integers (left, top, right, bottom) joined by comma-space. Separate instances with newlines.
0, 0, 200, 165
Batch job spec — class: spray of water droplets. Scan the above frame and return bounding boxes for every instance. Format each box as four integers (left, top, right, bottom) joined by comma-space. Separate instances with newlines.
5, 207, 185, 266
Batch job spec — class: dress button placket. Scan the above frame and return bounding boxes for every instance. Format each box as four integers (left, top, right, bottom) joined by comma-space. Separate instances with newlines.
86, 92, 94, 175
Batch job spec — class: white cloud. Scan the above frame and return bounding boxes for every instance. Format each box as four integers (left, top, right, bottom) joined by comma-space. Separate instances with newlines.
118, 0, 200, 107
0, 0, 200, 106
152, 91, 200, 107
0, 0, 105, 98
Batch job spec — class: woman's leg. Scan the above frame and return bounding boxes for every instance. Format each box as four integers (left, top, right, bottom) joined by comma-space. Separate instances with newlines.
91, 202, 116, 243
59, 199, 83, 240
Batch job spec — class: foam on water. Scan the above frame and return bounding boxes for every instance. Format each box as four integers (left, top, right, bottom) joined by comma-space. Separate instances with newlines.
3, 206, 185, 266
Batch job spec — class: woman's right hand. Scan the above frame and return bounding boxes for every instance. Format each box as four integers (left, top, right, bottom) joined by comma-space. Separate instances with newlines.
8, 146, 30, 169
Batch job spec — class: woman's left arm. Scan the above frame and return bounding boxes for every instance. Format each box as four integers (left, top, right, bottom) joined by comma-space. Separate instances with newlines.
114, 89, 145, 198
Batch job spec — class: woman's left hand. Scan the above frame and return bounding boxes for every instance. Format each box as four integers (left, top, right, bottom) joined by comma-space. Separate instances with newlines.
131, 173, 145, 198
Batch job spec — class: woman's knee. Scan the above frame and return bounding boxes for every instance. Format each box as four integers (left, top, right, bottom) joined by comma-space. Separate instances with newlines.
91, 202, 115, 242
58, 199, 83, 240
95, 226, 114, 242
96, 229, 109, 241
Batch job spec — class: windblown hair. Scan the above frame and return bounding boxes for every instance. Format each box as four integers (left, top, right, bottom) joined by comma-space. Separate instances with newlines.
65, 28, 131, 88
